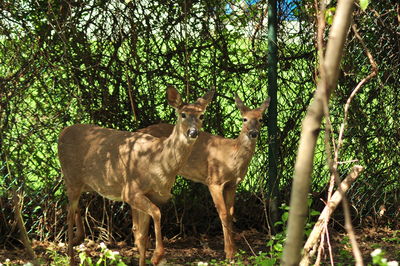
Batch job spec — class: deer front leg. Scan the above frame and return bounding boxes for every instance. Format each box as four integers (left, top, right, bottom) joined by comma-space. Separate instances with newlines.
208, 184, 236, 260
125, 192, 165, 265
224, 185, 237, 259
132, 208, 151, 266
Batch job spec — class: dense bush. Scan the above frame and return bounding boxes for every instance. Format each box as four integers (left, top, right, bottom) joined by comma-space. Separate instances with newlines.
0, 0, 398, 245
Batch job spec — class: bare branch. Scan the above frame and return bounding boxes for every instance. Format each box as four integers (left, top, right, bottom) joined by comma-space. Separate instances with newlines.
300, 165, 364, 265
282, 0, 355, 264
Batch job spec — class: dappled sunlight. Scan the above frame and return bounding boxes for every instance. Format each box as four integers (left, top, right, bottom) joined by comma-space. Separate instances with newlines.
140, 95, 270, 259
58, 87, 214, 265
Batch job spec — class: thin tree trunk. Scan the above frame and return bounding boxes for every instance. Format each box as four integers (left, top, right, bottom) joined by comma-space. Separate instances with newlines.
267, 0, 280, 231
281, 0, 354, 265
12, 191, 39, 266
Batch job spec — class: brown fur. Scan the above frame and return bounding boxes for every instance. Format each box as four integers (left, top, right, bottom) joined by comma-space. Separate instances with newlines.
139, 94, 270, 259
58, 87, 214, 265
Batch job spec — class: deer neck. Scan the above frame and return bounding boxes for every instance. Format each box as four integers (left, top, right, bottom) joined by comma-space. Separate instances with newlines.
160, 123, 195, 176
233, 130, 257, 165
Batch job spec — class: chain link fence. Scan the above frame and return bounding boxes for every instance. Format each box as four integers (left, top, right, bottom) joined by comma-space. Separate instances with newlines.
0, 0, 398, 246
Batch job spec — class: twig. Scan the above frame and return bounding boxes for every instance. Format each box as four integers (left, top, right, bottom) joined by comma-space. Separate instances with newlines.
6, 157, 39, 265
335, 24, 378, 156
302, 20, 378, 266
126, 73, 138, 121
329, 24, 377, 266
240, 233, 257, 257
326, 225, 334, 265
300, 165, 364, 265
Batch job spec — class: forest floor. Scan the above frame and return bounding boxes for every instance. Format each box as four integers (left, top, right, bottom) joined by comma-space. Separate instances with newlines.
0, 227, 399, 265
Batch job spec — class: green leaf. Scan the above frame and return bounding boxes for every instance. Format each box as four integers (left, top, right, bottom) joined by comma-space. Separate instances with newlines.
360, 0, 369, 11
281, 211, 289, 223
310, 210, 320, 216
325, 7, 336, 25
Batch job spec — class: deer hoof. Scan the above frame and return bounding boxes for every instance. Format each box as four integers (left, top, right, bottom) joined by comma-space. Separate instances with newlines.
155, 258, 167, 266
225, 250, 237, 261
151, 249, 165, 265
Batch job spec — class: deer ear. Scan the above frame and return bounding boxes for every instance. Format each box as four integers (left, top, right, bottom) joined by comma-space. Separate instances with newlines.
235, 94, 250, 114
258, 97, 271, 113
167, 86, 183, 109
196, 87, 215, 107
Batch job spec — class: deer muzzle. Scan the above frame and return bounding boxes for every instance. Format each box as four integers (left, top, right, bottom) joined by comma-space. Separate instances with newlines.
248, 130, 259, 139
187, 128, 199, 139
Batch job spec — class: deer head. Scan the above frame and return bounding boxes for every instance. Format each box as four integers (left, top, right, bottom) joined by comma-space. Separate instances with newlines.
235, 94, 270, 140
167, 86, 214, 140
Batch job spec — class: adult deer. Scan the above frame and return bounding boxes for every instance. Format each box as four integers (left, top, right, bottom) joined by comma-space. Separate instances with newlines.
58, 86, 214, 265
139, 94, 270, 260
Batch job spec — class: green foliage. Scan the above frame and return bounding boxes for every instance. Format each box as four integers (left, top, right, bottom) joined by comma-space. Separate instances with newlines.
360, 0, 370, 11
325, 7, 336, 25
0, 0, 398, 249
337, 236, 354, 264
77, 242, 127, 266
267, 201, 319, 260
197, 250, 277, 266
47, 249, 70, 266
370, 249, 398, 266
381, 230, 400, 245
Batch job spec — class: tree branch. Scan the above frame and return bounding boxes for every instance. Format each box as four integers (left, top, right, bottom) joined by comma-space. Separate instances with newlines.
281, 0, 354, 265
300, 165, 364, 265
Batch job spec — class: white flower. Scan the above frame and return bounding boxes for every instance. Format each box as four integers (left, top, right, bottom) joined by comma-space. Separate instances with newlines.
387, 261, 399, 266
197, 262, 208, 266
99, 242, 107, 249
371, 248, 382, 257
76, 243, 86, 251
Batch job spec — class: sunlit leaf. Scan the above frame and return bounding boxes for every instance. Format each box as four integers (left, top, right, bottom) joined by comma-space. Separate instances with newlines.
360, 0, 369, 11
325, 7, 336, 25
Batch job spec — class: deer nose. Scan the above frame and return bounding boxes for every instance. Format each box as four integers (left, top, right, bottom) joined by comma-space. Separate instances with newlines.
248, 130, 259, 139
187, 128, 199, 138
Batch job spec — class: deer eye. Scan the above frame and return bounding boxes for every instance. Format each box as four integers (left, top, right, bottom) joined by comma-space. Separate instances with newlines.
243, 118, 248, 122
259, 118, 263, 123
181, 113, 186, 118
199, 114, 204, 120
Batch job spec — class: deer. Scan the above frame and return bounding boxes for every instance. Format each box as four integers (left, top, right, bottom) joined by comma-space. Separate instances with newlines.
138, 94, 270, 260
58, 86, 214, 266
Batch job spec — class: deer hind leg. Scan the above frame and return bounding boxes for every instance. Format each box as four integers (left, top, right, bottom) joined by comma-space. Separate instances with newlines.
72, 208, 84, 246
209, 184, 236, 260
125, 193, 165, 265
132, 208, 151, 266
66, 189, 82, 264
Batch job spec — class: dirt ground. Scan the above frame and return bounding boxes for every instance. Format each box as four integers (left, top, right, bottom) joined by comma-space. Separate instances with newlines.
0, 227, 399, 265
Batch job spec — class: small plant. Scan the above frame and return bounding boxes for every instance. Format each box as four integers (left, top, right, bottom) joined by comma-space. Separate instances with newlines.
337, 235, 354, 263
267, 201, 319, 260
47, 248, 70, 265
77, 242, 127, 266
0, 259, 11, 266
371, 249, 398, 266
265, 204, 289, 260
382, 230, 400, 245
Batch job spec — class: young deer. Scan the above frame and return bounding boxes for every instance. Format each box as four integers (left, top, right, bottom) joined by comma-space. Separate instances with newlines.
58, 86, 214, 265
139, 94, 270, 260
